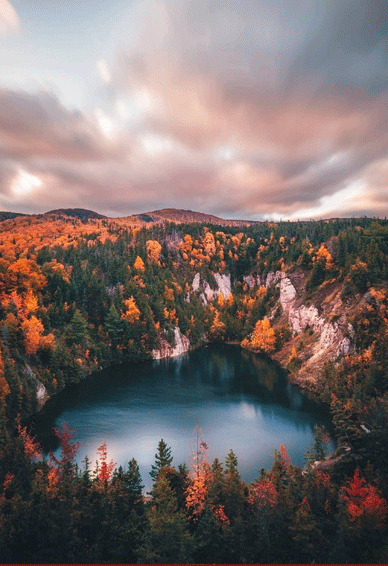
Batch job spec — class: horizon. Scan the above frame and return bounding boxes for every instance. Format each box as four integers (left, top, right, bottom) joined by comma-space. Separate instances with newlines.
1, 204, 386, 224
1, 1, 388, 221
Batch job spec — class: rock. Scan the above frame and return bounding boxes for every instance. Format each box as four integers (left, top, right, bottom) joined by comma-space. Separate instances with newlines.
279, 277, 297, 312
243, 274, 256, 289
203, 281, 214, 302
36, 380, 49, 409
337, 336, 351, 357
152, 327, 190, 359
192, 273, 201, 292
265, 271, 281, 288
199, 293, 208, 306
289, 304, 320, 334
214, 273, 231, 297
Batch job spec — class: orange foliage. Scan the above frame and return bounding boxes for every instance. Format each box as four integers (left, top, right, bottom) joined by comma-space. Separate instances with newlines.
164, 286, 175, 302
133, 256, 145, 272
7, 258, 46, 294
241, 317, 276, 354
16, 416, 41, 460
22, 316, 44, 355
146, 240, 162, 264
121, 296, 141, 324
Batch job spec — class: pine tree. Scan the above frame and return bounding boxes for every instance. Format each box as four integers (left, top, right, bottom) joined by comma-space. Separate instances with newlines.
66, 308, 88, 345
150, 439, 173, 483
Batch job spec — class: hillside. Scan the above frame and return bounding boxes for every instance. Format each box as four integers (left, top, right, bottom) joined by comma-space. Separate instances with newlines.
0, 213, 388, 562
126, 208, 257, 226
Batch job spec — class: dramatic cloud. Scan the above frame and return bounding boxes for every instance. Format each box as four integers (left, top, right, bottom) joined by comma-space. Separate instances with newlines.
1, 0, 388, 218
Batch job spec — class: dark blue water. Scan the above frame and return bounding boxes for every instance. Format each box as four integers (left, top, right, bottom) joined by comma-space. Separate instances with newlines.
34, 344, 334, 491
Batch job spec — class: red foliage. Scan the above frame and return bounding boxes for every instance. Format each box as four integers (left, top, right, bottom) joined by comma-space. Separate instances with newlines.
248, 478, 278, 510
279, 443, 292, 466
212, 504, 230, 526
49, 422, 81, 470
342, 468, 388, 528
96, 441, 116, 483
16, 415, 41, 461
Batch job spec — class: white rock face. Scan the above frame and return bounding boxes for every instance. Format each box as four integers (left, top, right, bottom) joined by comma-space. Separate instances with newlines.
280, 277, 297, 312
279, 276, 346, 358
214, 273, 231, 297
36, 380, 49, 408
289, 304, 320, 334
37, 381, 47, 401
203, 281, 214, 302
243, 275, 256, 289
336, 336, 351, 357
192, 273, 201, 292
152, 327, 190, 360
192, 272, 231, 303
265, 271, 281, 288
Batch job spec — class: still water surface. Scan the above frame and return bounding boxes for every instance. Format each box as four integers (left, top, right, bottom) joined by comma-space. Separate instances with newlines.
35, 345, 334, 491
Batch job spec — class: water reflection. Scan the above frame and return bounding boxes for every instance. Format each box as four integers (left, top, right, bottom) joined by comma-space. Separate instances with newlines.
33, 344, 334, 492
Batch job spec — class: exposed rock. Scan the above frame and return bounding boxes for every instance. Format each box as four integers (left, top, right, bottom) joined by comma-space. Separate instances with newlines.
203, 281, 215, 302
243, 274, 256, 289
289, 304, 320, 334
192, 272, 231, 303
36, 380, 49, 409
265, 271, 281, 288
337, 336, 351, 357
199, 293, 208, 306
192, 273, 201, 292
152, 327, 190, 360
279, 277, 297, 313
214, 273, 231, 297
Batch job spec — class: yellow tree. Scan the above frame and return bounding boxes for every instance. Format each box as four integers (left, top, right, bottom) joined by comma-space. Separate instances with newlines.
146, 240, 162, 264
22, 316, 44, 355
121, 296, 141, 324
242, 317, 276, 354
133, 256, 145, 272
209, 311, 226, 340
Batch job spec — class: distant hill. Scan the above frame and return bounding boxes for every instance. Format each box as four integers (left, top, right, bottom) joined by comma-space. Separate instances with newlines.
45, 208, 107, 220
127, 208, 256, 227
0, 211, 28, 222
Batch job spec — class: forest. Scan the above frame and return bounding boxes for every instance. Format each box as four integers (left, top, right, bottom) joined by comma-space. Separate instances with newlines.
1, 211, 388, 563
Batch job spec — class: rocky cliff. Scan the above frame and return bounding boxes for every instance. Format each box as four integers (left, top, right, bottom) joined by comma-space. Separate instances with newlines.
152, 326, 190, 360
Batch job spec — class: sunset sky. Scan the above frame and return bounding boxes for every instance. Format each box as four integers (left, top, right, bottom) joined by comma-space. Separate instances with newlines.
1, 0, 388, 220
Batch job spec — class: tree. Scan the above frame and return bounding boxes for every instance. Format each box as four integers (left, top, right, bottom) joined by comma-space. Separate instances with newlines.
105, 304, 123, 346
95, 441, 116, 484
66, 308, 88, 345
133, 256, 145, 272
150, 439, 173, 484
146, 240, 162, 264
241, 317, 276, 354
21, 316, 44, 355
139, 467, 193, 563
121, 296, 141, 324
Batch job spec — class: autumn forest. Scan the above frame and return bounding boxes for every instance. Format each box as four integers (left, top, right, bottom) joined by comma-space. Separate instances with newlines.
1, 209, 388, 563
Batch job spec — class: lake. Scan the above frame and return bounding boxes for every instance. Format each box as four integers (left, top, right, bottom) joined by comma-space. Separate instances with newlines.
34, 344, 334, 491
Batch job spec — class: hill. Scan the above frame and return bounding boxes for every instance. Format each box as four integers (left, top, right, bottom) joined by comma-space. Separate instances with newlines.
126, 208, 256, 226
45, 208, 107, 220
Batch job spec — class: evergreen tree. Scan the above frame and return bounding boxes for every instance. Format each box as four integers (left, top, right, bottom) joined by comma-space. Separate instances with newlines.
66, 308, 88, 345
150, 439, 173, 483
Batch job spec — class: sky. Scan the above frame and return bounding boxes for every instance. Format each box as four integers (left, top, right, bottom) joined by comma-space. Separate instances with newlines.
1, 0, 388, 220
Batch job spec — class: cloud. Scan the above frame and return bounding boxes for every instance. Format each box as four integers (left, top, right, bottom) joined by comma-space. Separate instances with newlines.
0, 0, 19, 36
0, 88, 123, 161
1, 1, 388, 219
